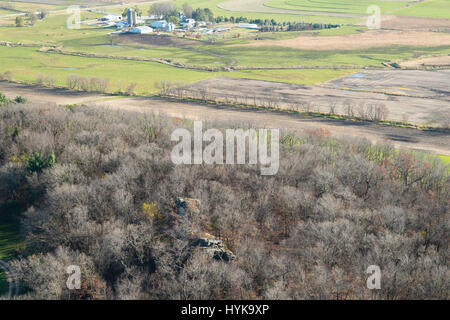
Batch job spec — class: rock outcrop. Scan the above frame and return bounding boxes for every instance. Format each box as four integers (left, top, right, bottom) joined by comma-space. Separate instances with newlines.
175, 197, 235, 261
190, 237, 236, 262
176, 197, 201, 216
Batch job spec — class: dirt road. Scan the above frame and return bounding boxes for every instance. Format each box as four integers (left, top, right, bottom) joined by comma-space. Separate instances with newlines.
0, 81, 448, 156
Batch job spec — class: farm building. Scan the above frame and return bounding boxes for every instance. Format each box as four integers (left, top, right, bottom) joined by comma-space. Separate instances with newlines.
128, 26, 153, 34
151, 20, 175, 31
177, 12, 186, 22
127, 8, 137, 27
151, 20, 167, 28
115, 21, 129, 28
148, 14, 164, 20
100, 15, 122, 22
237, 23, 259, 30
180, 18, 196, 29
214, 27, 231, 32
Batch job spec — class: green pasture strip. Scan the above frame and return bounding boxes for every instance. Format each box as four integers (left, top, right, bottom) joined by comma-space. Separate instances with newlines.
217, 25, 366, 45
0, 45, 356, 91
198, 44, 450, 68
0, 8, 16, 15
61, 34, 229, 67
5, 1, 66, 12
0, 46, 215, 94
0, 11, 105, 45
392, 0, 450, 19
2, 42, 450, 93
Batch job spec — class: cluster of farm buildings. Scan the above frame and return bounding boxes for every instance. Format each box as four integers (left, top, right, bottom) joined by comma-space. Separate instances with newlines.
96, 9, 259, 35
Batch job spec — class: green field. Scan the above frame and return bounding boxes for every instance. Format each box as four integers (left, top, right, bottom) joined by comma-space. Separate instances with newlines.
0, 46, 216, 94
1, 1, 65, 12
4, 40, 449, 93
0, 45, 364, 91
265, 0, 411, 14
393, 0, 450, 19
61, 34, 230, 67
0, 8, 16, 15
200, 43, 450, 68
0, 12, 105, 44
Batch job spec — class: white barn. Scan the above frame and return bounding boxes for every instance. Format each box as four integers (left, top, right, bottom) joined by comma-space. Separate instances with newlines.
129, 26, 153, 34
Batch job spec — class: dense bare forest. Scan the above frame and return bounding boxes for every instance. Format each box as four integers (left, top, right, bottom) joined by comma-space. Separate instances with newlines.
0, 102, 448, 299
